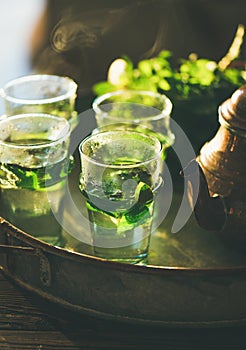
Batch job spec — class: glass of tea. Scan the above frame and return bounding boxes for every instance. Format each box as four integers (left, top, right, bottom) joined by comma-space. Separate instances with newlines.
0, 74, 78, 129
0, 113, 71, 246
92, 89, 174, 152
78, 130, 162, 264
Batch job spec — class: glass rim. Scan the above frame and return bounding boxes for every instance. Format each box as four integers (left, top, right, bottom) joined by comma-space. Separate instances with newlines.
92, 89, 172, 121
79, 130, 162, 169
0, 74, 77, 105
0, 113, 71, 149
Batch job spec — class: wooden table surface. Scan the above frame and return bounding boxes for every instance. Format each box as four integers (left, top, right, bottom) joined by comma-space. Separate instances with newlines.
0, 270, 246, 350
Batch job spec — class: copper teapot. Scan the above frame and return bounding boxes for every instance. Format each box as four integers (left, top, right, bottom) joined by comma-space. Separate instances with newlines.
183, 85, 246, 244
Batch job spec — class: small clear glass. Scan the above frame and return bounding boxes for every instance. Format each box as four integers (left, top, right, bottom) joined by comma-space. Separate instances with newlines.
92, 90, 174, 149
79, 130, 162, 264
0, 74, 78, 129
0, 113, 71, 246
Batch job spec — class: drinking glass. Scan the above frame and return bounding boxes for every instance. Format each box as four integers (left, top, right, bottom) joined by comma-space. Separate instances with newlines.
92, 90, 174, 151
0, 113, 71, 246
0, 74, 78, 129
79, 130, 162, 264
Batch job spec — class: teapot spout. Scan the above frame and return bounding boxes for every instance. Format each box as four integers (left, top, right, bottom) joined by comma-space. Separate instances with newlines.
181, 159, 227, 231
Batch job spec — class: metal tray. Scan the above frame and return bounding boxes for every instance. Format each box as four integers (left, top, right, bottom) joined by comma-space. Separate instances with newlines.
1, 189, 246, 328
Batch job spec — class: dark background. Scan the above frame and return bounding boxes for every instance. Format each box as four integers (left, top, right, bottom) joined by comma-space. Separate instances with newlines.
31, 0, 246, 96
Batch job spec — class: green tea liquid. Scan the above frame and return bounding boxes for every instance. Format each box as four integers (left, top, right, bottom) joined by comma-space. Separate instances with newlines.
0, 159, 69, 246
80, 163, 154, 263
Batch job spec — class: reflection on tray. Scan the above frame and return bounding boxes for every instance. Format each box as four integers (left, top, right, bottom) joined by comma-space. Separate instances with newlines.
61, 183, 246, 269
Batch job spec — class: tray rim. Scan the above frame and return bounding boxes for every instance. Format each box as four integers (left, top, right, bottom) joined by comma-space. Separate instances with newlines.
1, 266, 246, 329
2, 216, 246, 276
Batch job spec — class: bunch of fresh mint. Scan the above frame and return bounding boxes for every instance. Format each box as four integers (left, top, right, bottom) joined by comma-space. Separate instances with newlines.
93, 24, 245, 101
93, 49, 245, 101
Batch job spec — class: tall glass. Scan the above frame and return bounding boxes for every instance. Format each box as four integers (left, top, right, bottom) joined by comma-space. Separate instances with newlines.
79, 130, 162, 264
0, 74, 78, 129
92, 90, 174, 151
0, 114, 71, 246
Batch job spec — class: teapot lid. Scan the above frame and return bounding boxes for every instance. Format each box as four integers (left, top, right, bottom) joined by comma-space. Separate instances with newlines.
219, 84, 246, 133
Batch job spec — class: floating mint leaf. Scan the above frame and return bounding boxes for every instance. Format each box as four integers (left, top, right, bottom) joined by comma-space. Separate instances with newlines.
134, 181, 153, 206
125, 182, 153, 224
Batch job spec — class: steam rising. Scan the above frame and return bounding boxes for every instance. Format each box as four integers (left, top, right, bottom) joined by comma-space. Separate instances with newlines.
50, 2, 170, 58
51, 7, 131, 52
